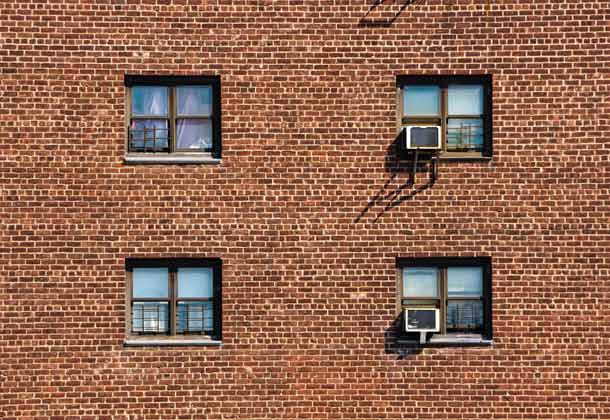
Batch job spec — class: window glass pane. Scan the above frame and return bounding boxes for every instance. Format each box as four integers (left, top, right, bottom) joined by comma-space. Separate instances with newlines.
447, 266, 483, 297
403, 85, 440, 117
177, 301, 213, 332
132, 268, 169, 298
448, 84, 483, 115
447, 300, 483, 332
177, 86, 212, 116
132, 86, 168, 116
129, 119, 169, 151
403, 267, 438, 298
447, 118, 483, 151
132, 302, 169, 333
178, 267, 213, 298
176, 119, 212, 150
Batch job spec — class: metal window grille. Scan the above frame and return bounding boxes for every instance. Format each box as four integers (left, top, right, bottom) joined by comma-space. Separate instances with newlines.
129, 126, 170, 152
132, 303, 169, 333
176, 301, 214, 333
446, 123, 484, 152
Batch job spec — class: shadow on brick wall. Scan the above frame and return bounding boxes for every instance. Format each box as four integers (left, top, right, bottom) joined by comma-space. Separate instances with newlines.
358, 0, 420, 27
384, 312, 424, 358
354, 131, 436, 223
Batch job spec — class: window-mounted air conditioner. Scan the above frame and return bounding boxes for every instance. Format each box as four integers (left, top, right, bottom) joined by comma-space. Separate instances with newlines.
405, 126, 441, 150
405, 307, 440, 333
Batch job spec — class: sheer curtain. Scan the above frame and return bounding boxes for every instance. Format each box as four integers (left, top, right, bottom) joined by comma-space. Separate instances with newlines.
131, 87, 169, 149
132, 86, 168, 116
177, 86, 211, 115
176, 119, 212, 149
176, 86, 213, 150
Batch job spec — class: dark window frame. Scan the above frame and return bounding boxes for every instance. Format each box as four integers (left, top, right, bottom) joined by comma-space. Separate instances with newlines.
396, 256, 492, 341
125, 75, 222, 159
125, 258, 222, 341
396, 75, 493, 158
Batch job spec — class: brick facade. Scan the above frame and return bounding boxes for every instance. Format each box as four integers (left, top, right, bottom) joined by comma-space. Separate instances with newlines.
1, 1, 609, 418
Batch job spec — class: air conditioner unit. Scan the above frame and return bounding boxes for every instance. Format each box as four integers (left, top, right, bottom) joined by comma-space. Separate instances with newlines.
405, 126, 441, 150
405, 307, 440, 333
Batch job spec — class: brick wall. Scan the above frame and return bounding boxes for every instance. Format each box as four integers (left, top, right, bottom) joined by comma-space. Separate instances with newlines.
1, 1, 609, 419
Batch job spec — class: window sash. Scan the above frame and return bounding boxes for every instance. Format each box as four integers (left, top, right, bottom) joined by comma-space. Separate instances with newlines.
131, 300, 170, 335
176, 300, 214, 334
129, 117, 171, 152
402, 267, 439, 299
403, 85, 441, 117
176, 85, 213, 117
174, 117, 214, 152
446, 117, 484, 152
446, 299, 484, 333
131, 86, 169, 117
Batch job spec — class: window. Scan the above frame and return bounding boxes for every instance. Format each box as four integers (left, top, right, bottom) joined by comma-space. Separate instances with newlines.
397, 75, 492, 158
396, 257, 492, 343
125, 259, 222, 343
125, 76, 221, 161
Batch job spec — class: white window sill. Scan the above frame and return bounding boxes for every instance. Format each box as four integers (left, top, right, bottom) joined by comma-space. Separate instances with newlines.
124, 154, 221, 165
436, 155, 492, 162
123, 338, 222, 347
397, 334, 493, 347
428, 334, 493, 346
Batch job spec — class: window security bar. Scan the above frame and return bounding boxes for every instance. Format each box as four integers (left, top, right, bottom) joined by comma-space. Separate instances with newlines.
129, 126, 170, 152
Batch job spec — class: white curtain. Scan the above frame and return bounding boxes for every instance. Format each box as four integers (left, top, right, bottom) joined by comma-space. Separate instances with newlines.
177, 119, 212, 149
177, 86, 212, 116
132, 86, 168, 116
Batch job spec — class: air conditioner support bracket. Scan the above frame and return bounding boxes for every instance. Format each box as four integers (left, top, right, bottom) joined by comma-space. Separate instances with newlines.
419, 331, 427, 345
411, 149, 439, 184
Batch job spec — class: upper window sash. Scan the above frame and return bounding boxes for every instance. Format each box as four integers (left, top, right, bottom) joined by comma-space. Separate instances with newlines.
403, 85, 441, 118
131, 86, 169, 117
176, 85, 213, 117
